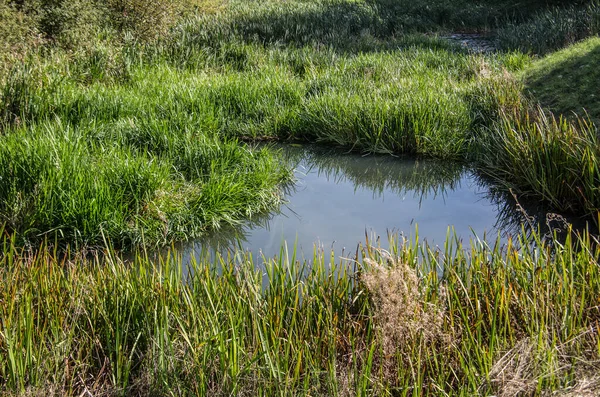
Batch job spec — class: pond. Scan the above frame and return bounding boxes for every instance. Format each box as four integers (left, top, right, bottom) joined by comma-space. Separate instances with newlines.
173, 144, 584, 265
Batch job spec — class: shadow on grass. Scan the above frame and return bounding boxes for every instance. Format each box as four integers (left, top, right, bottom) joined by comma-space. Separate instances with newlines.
524, 37, 600, 124
169, 0, 588, 57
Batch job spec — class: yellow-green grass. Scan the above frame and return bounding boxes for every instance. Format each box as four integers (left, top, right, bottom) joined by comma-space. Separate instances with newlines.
1, 227, 599, 395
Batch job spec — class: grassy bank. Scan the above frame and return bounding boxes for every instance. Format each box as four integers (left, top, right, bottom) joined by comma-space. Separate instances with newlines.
1, 228, 599, 395
0, 30, 525, 247
522, 36, 600, 124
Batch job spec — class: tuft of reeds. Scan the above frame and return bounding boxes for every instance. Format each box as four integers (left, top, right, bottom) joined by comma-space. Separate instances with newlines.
476, 105, 600, 217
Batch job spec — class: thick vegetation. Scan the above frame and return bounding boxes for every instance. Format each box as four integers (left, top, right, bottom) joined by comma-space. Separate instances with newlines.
1, 1, 600, 395
1, 0, 598, 246
1, 229, 599, 395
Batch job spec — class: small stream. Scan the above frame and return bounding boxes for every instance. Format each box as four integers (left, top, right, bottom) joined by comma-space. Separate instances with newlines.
173, 144, 587, 265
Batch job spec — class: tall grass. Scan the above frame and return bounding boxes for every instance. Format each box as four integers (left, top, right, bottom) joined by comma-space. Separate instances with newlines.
2, 0, 600, 247
497, 1, 600, 54
0, 227, 599, 395
476, 105, 600, 217
0, 117, 290, 247
0, 41, 525, 246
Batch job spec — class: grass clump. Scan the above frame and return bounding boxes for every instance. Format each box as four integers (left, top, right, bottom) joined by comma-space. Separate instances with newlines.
0, 227, 599, 395
476, 105, 600, 216
0, 117, 290, 247
0, 52, 293, 247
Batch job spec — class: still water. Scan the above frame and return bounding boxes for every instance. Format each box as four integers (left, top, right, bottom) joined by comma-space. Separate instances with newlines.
175, 144, 559, 264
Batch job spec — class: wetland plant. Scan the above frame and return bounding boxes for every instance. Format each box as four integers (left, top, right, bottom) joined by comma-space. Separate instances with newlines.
0, 228, 599, 395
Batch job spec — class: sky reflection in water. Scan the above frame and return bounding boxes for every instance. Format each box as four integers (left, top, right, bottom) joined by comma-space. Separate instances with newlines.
181, 145, 512, 264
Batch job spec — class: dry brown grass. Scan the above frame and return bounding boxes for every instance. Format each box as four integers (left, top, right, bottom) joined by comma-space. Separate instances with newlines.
486, 328, 600, 397
362, 250, 451, 387
363, 254, 447, 353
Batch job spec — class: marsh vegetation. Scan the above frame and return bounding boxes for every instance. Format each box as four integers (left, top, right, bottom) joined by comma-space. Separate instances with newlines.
1, 0, 599, 247
2, 229, 600, 395
1, 0, 600, 395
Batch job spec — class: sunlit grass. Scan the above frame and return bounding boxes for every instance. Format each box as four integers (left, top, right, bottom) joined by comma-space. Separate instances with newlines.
1, 227, 599, 395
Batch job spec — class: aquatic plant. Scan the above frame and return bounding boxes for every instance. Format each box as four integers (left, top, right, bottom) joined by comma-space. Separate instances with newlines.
1, 226, 599, 395
476, 105, 600, 217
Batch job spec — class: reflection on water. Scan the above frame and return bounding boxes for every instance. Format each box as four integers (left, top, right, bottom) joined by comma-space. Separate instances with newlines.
135, 144, 598, 270
160, 144, 598, 267
481, 182, 597, 242
288, 144, 465, 202
173, 145, 474, 263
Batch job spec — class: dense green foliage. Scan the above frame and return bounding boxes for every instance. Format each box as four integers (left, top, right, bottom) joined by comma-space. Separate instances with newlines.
1, 0, 599, 245
1, 1, 600, 395
0, 59, 292, 247
475, 105, 600, 217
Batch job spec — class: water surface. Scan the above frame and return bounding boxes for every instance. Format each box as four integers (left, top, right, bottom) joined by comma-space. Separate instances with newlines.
180, 145, 523, 264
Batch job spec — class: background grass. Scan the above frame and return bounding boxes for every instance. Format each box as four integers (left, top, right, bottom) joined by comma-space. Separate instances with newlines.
1, 0, 599, 244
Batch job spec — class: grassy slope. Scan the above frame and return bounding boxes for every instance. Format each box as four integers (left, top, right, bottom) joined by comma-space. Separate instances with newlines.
523, 36, 600, 124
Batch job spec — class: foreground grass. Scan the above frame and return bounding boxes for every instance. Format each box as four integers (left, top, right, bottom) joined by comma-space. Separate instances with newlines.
0, 228, 599, 395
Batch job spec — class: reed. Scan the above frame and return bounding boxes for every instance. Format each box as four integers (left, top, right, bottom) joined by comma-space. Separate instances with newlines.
476, 105, 600, 217
1, 227, 599, 395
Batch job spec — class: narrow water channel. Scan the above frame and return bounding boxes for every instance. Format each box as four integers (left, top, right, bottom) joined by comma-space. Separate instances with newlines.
175, 144, 574, 265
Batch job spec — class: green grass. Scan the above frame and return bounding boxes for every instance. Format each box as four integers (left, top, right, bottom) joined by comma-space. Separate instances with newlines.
0, 37, 526, 246
1, 0, 600, 245
475, 105, 600, 217
522, 36, 600, 124
0, 227, 599, 395
0, 58, 293, 247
